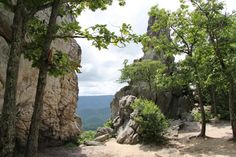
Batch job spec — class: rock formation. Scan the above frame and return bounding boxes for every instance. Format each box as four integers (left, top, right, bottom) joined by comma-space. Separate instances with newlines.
95, 95, 140, 144
111, 15, 193, 120
113, 95, 139, 144
0, 6, 81, 146
101, 96, 190, 144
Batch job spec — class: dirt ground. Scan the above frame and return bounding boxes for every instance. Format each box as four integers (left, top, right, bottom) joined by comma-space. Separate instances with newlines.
39, 121, 236, 157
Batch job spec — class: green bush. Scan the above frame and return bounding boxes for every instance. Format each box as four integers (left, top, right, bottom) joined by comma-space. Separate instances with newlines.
191, 106, 213, 122
77, 131, 96, 144
131, 99, 169, 143
64, 131, 96, 147
103, 119, 113, 128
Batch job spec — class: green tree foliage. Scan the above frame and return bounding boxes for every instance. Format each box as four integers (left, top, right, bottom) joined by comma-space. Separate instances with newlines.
131, 99, 168, 143
119, 60, 164, 91
189, 0, 236, 140
23, 1, 138, 77
191, 106, 213, 122
134, 3, 209, 137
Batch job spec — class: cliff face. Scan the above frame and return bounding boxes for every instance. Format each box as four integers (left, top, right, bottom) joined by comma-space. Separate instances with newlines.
111, 16, 193, 120
0, 6, 81, 146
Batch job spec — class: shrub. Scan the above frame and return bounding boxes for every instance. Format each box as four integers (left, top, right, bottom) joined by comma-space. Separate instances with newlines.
103, 119, 113, 128
77, 131, 96, 145
191, 106, 213, 122
131, 99, 169, 143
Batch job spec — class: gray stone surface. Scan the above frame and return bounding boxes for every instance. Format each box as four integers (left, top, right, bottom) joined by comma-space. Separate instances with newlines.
94, 134, 110, 142
95, 127, 113, 138
167, 119, 184, 138
112, 95, 140, 144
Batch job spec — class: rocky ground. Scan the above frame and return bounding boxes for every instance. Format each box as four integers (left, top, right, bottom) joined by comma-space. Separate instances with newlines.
39, 121, 236, 157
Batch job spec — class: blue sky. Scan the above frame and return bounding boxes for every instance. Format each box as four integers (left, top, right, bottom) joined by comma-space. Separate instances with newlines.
76, 0, 236, 96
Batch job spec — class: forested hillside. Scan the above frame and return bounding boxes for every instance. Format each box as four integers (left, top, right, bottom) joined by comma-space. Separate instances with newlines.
77, 95, 113, 130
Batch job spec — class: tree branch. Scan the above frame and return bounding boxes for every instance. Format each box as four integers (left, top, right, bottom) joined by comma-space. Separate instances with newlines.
53, 35, 87, 39
29, 0, 81, 16
171, 26, 191, 55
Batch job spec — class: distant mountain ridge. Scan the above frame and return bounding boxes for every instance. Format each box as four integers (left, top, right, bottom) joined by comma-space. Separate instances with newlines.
77, 95, 114, 130
78, 95, 114, 109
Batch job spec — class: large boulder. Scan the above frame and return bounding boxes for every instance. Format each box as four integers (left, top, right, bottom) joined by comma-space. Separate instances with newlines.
113, 95, 140, 144
0, 6, 81, 146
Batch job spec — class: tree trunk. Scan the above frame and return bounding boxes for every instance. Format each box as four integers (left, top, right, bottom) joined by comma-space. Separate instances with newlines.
229, 81, 236, 141
25, 1, 61, 157
210, 85, 217, 116
212, 42, 236, 140
197, 83, 206, 137
0, 1, 24, 157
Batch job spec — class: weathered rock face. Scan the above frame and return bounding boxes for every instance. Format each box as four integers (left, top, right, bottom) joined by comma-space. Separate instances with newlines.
0, 7, 81, 146
108, 96, 192, 144
111, 15, 193, 120
113, 95, 140, 144
142, 16, 172, 63
111, 84, 193, 120
95, 96, 139, 144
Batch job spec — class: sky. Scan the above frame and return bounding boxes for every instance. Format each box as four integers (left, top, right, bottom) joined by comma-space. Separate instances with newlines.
76, 0, 236, 96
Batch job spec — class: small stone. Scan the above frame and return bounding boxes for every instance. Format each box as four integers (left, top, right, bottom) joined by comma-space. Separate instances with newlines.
94, 134, 110, 142
95, 127, 113, 137
84, 141, 103, 146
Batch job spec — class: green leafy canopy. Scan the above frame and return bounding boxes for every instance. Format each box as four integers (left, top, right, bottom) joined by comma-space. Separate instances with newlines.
0, 0, 140, 77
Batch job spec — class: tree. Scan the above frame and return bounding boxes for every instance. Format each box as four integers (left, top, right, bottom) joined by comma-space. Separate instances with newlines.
145, 0, 236, 139
0, 0, 67, 156
24, 1, 137, 157
142, 3, 211, 137
0, 0, 68, 156
119, 60, 164, 91
190, 0, 236, 141
25, 1, 62, 156
0, 1, 24, 156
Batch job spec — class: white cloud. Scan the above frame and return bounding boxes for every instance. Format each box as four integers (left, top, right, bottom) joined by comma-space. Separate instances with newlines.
79, 81, 127, 96
76, 0, 236, 96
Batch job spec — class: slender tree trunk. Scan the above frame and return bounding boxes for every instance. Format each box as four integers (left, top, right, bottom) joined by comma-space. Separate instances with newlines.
229, 81, 236, 141
25, 1, 61, 157
210, 86, 217, 116
197, 83, 206, 137
211, 39, 236, 141
0, 1, 24, 157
